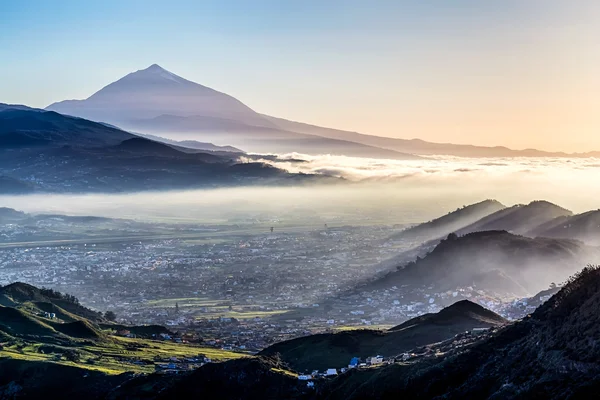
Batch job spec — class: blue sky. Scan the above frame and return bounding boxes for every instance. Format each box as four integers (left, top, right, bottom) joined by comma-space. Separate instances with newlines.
1, 1, 599, 151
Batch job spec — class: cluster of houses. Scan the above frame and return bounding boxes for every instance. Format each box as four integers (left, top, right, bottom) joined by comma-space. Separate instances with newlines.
154, 354, 212, 374
298, 354, 389, 383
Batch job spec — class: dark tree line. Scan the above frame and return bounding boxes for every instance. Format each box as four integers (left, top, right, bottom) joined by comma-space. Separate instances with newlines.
40, 287, 81, 305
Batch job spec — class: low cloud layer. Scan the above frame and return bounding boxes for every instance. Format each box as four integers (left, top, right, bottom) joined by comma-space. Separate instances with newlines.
1, 155, 598, 223
252, 153, 600, 182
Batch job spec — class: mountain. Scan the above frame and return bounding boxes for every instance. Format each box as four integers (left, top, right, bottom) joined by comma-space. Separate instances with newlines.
259, 300, 506, 372
322, 265, 600, 399
0, 105, 334, 193
527, 210, 600, 245
389, 200, 506, 244
455, 200, 573, 236
47, 64, 273, 127
365, 231, 593, 296
41, 64, 600, 159
263, 114, 600, 158
46, 65, 421, 160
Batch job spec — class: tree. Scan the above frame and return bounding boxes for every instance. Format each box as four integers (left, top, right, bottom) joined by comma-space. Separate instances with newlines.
175, 302, 180, 313
64, 350, 81, 363
104, 311, 117, 321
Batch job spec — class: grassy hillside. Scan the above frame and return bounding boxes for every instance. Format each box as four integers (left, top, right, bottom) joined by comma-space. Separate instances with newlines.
0, 282, 245, 377
0, 282, 104, 322
0, 306, 60, 338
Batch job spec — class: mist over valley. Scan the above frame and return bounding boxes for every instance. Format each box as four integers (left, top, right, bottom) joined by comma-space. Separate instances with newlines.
2, 4, 600, 396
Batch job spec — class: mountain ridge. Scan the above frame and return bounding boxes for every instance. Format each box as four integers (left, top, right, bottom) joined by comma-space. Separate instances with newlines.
45, 63, 600, 159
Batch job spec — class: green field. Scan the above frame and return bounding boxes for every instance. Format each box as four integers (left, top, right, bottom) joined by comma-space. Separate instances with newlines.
195, 310, 289, 320
146, 297, 229, 308
0, 337, 247, 375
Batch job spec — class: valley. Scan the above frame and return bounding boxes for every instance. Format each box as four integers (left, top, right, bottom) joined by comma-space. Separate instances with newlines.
3, 8, 600, 396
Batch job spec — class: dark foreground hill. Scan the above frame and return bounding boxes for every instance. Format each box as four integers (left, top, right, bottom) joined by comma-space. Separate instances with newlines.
5, 268, 600, 399
0, 359, 132, 400
321, 265, 600, 399
111, 357, 312, 400
389, 200, 505, 244
365, 231, 593, 296
259, 300, 506, 372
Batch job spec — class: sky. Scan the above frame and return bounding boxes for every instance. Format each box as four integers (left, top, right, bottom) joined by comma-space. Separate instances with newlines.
1, 0, 599, 152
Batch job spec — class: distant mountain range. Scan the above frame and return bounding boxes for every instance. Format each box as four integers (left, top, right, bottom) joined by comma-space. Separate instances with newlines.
373, 200, 600, 296
46, 64, 600, 159
455, 200, 573, 236
389, 200, 591, 247
47, 65, 420, 160
259, 300, 506, 371
0, 104, 333, 193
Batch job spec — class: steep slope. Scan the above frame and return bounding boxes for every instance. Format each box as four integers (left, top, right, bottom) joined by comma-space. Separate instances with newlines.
259, 300, 506, 372
389, 200, 505, 244
47, 64, 273, 128
528, 210, 600, 245
323, 265, 600, 400
366, 231, 592, 296
456, 200, 573, 236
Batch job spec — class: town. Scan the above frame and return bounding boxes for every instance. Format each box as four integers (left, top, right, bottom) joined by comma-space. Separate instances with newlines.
0, 213, 546, 355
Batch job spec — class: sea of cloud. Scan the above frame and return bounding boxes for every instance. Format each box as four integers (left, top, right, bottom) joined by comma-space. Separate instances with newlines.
250, 153, 600, 182
1, 155, 598, 223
